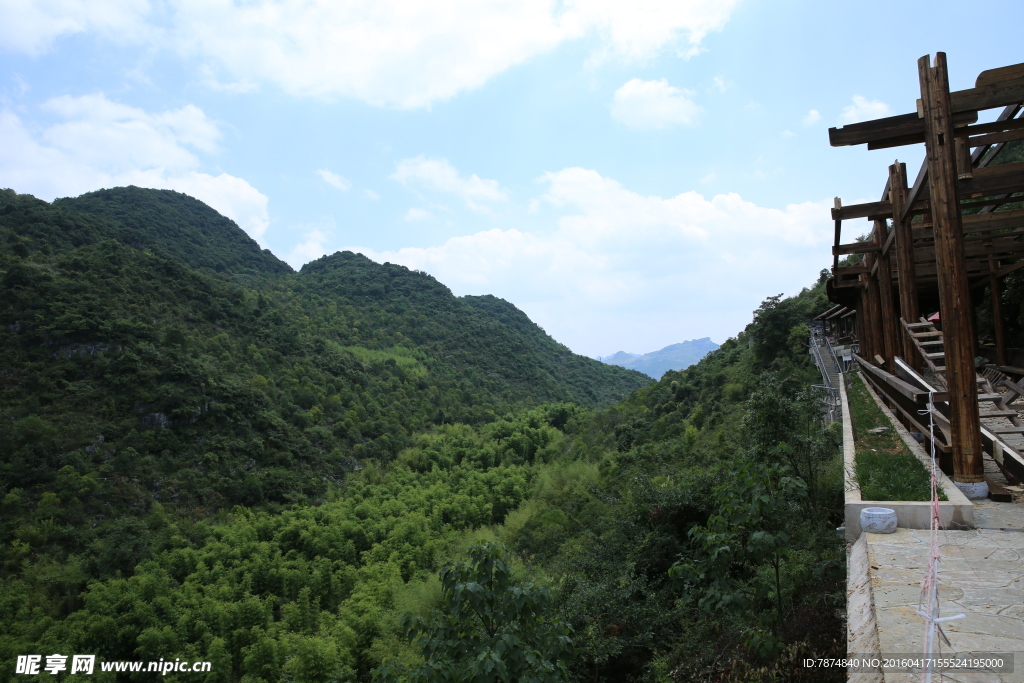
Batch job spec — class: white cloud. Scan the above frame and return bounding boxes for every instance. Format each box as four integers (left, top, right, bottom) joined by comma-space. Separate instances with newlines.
781, 129, 795, 138
0, 0, 152, 56
286, 228, 330, 269
364, 189, 380, 200
342, 167, 832, 355
316, 168, 351, 191
404, 207, 432, 222
839, 96, 891, 124
392, 156, 507, 211
3, 0, 738, 108
0, 94, 269, 241
611, 78, 700, 129
802, 109, 821, 125
711, 76, 727, 92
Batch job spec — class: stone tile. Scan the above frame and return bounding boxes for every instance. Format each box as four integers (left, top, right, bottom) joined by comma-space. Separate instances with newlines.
862, 528, 1024, 682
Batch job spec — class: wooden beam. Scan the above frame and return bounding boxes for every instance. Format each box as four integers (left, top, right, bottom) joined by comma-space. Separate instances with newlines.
831, 200, 892, 221
919, 52, 984, 485
833, 197, 842, 269
870, 111, 1024, 151
976, 62, 1024, 88
862, 248, 885, 364
833, 242, 880, 256
855, 353, 948, 403
946, 75, 1024, 116
897, 156, 1024, 222
890, 162, 921, 372
959, 161, 1024, 197
873, 219, 899, 371
991, 270, 1008, 366
880, 225, 896, 257
901, 160, 930, 224
829, 109, 978, 148
968, 127, 1024, 149
960, 112, 1024, 138
958, 194, 1024, 212
833, 264, 869, 276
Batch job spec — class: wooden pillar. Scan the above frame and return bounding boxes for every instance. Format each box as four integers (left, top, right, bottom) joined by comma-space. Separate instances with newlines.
855, 296, 868, 355
861, 252, 885, 364
861, 270, 882, 363
991, 273, 1007, 366
889, 162, 921, 370
872, 220, 899, 371
919, 53, 984, 486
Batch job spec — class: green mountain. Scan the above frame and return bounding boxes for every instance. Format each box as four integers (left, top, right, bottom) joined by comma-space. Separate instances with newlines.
599, 337, 720, 378
55, 186, 292, 276
0, 185, 649, 512
0, 186, 843, 682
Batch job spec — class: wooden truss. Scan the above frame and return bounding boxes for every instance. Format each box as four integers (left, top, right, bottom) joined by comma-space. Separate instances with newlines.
827, 54, 1024, 488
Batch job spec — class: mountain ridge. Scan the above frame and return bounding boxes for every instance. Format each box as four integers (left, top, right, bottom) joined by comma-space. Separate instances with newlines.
599, 337, 720, 378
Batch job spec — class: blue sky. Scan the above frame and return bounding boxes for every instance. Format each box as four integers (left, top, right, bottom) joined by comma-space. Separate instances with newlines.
2, 0, 1022, 357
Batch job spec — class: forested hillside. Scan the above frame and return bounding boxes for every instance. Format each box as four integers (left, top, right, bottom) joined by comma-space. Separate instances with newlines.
1, 187, 843, 682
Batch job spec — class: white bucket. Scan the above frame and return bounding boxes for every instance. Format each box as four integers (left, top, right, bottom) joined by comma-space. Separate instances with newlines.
860, 507, 897, 534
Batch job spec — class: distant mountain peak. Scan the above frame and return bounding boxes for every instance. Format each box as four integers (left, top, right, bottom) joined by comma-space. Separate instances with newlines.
599, 338, 719, 378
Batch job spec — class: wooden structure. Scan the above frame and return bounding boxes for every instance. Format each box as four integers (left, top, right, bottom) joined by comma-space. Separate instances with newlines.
828, 54, 1024, 490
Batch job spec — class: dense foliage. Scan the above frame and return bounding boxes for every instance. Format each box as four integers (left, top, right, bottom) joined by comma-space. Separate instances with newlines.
1, 186, 844, 682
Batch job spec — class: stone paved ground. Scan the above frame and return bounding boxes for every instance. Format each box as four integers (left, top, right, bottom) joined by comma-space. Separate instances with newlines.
865, 527, 1024, 682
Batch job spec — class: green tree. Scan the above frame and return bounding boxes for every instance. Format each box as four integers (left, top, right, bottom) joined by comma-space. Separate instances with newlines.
669, 458, 806, 657
375, 543, 572, 683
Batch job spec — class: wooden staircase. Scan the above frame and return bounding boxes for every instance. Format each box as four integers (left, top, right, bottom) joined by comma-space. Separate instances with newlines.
902, 318, 1023, 489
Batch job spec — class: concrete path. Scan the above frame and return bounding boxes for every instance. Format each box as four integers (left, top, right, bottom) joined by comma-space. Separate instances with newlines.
863, 528, 1024, 682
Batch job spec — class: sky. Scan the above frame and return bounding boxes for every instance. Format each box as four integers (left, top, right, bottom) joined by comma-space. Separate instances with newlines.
2, 1, 1023, 358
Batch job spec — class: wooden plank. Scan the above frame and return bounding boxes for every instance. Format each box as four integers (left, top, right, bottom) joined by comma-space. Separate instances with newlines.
963, 207, 1024, 233
968, 127, 1024, 149
920, 52, 985, 484
958, 195, 1024, 212
960, 162, 1024, 197
909, 240, 1024, 264
977, 62, 1024, 88
985, 476, 1013, 502
979, 410, 1019, 417
959, 113, 1024, 138
855, 353, 947, 404
993, 259, 1024, 279
901, 165, 1024, 221
1000, 377, 1024, 403
831, 200, 892, 221
948, 75, 1024, 115
988, 426, 1024, 434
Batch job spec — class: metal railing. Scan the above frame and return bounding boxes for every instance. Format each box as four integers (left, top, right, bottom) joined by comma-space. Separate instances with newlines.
822, 333, 844, 373
809, 334, 842, 423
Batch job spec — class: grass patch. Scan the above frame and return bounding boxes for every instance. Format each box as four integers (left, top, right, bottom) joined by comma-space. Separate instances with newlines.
848, 372, 943, 501
333, 342, 428, 378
